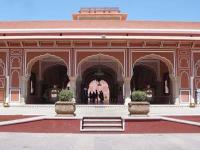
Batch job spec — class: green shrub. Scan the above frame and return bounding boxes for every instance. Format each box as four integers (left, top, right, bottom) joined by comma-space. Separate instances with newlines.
131, 90, 147, 101
58, 89, 73, 101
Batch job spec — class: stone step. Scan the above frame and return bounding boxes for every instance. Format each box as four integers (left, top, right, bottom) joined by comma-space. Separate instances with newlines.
83, 123, 122, 127
81, 116, 124, 132
83, 119, 121, 122
81, 128, 124, 132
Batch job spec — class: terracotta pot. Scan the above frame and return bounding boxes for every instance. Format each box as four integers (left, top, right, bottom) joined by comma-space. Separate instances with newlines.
128, 101, 150, 115
55, 101, 76, 115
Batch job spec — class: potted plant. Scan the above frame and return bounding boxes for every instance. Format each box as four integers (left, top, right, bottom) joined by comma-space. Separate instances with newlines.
55, 89, 76, 116
128, 90, 150, 115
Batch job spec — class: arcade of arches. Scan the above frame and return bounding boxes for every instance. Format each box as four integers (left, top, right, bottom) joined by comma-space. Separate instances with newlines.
0, 49, 197, 106
21, 53, 176, 105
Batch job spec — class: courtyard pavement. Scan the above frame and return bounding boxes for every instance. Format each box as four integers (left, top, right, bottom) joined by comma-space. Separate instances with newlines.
0, 104, 200, 117
0, 132, 200, 150
1, 105, 200, 150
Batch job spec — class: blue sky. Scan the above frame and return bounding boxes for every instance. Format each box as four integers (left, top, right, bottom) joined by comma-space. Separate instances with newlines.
0, 0, 200, 22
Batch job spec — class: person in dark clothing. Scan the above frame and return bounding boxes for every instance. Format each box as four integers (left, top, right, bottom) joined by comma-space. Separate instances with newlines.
99, 91, 104, 104
92, 91, 96, 104
95, 90, 98, 104
89, 91, 92, 104
83, 87, 88, 104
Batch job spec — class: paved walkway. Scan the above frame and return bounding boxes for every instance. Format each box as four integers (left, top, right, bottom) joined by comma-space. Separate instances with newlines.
0, 133, 200, 150
0, 104, 200, 117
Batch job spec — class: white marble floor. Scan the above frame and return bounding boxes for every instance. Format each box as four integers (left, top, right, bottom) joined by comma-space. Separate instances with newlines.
0, 133, 200, 150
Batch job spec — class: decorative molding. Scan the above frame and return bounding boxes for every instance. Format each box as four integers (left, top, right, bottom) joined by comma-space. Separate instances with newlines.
179, 56, 190, 68
0, 59, 5, 76
10, 49, 22, 55
180, 70, 190, 89
10, 88, 20, 102
10, 70, 20, 88
0, 78, 5, 88
179, 90, 190, 104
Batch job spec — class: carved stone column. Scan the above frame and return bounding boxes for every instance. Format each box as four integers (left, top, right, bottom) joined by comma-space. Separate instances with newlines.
5, 76, 9, 104
190, 76, 195, 106
124, 77, 131, 105
69, 76, 77, 101
169, 74, 180, 105
21, 75, 30, 104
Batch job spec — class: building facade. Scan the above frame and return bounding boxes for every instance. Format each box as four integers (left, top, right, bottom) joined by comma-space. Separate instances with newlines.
0, 8, 200, 105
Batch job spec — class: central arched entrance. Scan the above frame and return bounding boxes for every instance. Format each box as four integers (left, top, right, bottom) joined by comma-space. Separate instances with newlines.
79, 65, 118, 104
26, 55, 69, 104
76, 54, 124, 104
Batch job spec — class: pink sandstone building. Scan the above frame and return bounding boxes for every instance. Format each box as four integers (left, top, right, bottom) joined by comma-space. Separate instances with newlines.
0, 7, 200, 106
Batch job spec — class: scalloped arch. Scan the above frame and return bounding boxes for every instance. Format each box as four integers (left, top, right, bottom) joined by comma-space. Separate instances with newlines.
77, 53, 124, 76
133, 54, 174, 74
26, 53, 68, 75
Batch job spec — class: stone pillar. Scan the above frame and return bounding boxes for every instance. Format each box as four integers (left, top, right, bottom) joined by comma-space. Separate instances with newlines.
124, 77, 131, 105
75, 76, 82, 103
118, 80, 124, 104
21, 75, 30, 104
5, 76, 9, 104
69, 76, 76, 100
190, 76, 195, 106
169, 74, 180, 105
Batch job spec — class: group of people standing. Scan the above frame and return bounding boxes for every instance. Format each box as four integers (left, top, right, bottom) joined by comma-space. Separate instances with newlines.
83, 88, 104, 104
89, 90, 104, 104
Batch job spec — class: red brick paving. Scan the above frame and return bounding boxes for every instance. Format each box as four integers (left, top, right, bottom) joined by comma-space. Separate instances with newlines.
125, 119, 200, 133
0, 119, 81, 133
0, 118, 200, 133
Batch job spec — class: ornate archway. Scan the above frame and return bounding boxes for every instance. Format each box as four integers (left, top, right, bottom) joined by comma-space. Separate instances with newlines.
26, 53, 68, 76
132, 54, 175, 104
26, 54, 69, 104
76, 54, 124, 104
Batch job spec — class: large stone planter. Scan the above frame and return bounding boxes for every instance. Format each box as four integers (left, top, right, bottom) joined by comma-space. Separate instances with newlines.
55, 101, 76, 116
128, 101, 150, 115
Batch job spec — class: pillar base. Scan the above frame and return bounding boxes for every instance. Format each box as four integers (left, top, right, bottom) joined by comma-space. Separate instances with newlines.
189, 102, 195, 108
3, 102, 10, 107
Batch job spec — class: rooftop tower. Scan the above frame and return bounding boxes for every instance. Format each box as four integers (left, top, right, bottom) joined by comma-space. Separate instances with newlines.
72, 7, 127, 21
